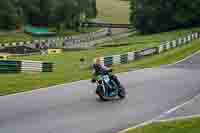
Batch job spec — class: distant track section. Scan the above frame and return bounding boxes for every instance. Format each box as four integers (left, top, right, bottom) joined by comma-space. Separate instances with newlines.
81, 22, 133, 29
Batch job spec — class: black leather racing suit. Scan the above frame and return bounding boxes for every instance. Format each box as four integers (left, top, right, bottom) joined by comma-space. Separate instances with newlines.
92, 64, 121, 87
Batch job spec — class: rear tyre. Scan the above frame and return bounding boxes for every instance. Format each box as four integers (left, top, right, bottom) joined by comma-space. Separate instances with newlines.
118, 87, 126, 99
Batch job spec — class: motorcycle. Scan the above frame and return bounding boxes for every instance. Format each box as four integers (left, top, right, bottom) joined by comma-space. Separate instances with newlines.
92, 74, 126, 101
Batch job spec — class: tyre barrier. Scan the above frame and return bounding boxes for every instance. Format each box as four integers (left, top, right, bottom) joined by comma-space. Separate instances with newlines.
104, 56, 113, 67
21, 60, 53, 72
94, 32, 200, 66
0, 60, 53, 73
0, 29, 108, 50
0, 60, 21, 73
120, 54, 128, 64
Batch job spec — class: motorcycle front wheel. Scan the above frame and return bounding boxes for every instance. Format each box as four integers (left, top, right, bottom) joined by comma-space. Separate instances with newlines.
96, 86, 107, 101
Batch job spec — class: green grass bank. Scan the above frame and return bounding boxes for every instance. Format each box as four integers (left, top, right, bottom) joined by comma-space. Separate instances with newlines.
124, 117, 200, 133
0, 28, 200, 95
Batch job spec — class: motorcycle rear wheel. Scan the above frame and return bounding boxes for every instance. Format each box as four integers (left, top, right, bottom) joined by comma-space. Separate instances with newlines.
118, 87, 126, 99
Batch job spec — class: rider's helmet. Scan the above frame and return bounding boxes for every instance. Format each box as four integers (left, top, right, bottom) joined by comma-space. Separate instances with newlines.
95, 58, 101, 64
93, 58, 104, 75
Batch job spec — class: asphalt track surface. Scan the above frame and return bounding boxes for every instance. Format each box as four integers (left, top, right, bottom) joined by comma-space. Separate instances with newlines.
159, 53, 200, 120
1, 53, 200, 133
159, 94, 200, 120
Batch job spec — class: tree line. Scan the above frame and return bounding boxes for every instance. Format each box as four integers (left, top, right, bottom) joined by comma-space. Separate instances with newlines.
0, 0, 97, 30
130, 0, 200, 33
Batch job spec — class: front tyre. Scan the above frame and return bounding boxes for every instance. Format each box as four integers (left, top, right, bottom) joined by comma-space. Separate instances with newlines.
96, 86, 107, 101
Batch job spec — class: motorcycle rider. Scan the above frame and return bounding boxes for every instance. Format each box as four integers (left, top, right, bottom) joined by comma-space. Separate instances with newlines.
92, 58, 122, 89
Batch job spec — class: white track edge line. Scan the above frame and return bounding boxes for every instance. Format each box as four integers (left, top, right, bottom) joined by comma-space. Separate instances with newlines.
161, 50, 200, 67
155, 114, 200, 123
118, 90, 200, 133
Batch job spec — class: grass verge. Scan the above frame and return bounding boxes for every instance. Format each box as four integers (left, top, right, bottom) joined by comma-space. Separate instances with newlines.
0, 32, 33, 43
124, 117, 200, 133
0, 28, 200, 95
112, 39, 200, 73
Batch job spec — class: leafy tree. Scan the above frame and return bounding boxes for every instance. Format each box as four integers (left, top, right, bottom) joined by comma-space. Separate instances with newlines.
130, 0, 200, 33
0, 0, 18, 29
0, 0, 97, 30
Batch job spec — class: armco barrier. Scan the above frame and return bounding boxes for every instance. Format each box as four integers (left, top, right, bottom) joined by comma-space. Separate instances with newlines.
94, 32, 200, 66
135, 47, 158, 60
